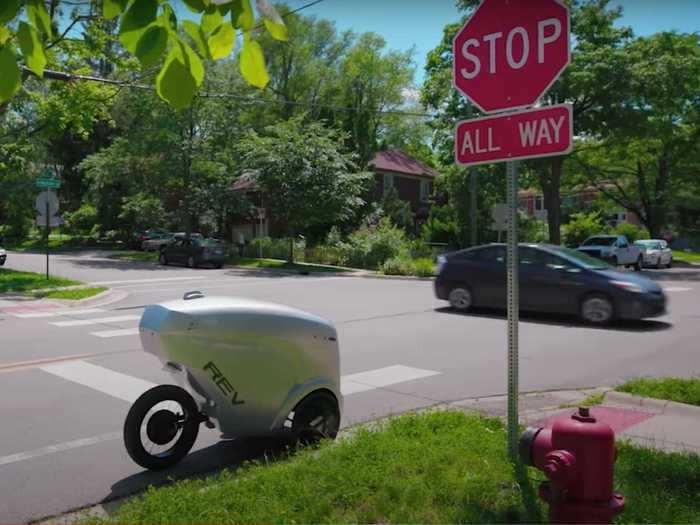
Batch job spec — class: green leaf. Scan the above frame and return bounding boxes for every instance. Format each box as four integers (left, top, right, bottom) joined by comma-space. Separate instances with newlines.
119, 0, 158, 54
0, 0, 20, 26
134, 24, 168, 68
176, 40, 204, 87
201, 6, 224, 34
0, 45, 21, 102
239, 34, 269, 89
159, 4, 178, 33
231, 0, 254, 31
182, 20, 210, 59
208, 21, 235, 60
27, 0, 53, 37
256, 0, 288, 41
0, 26, 11, 45
17, 21, 46, 77
103, 0, 128, 20
156, 48, 197, 110
183, 0, 207, 13
263, 17, 288, 42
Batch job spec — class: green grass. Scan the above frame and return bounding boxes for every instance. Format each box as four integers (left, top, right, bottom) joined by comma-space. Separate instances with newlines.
672, 250, 700, 264
32, 287, 106, 300
616, 377, 700, 407
7, 235, 121, 253
0, 268, 80, 294
107, 250, 158, 262
99, 411, 700, 524
559, 391, 607, 409
230, 257, 353, 273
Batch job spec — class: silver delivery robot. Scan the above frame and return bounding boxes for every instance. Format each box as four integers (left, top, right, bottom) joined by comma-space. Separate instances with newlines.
123, 291, 342, 470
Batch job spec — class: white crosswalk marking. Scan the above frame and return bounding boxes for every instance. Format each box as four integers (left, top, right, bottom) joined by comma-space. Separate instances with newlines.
341, 365, 440, 395
12, 308, 106, 319
50, 315, 141, 327
91, 328, 140, 338
40, 361, 157, 403
89, 276, 207, 286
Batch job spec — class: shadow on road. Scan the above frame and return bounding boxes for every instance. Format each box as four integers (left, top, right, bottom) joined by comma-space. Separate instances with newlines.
435, 306, 672, 332
103, 436, 293, 515
641, 268, 700, 282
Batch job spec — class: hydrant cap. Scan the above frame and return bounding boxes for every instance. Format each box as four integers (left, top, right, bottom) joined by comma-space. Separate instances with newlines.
519, 427, 542, 466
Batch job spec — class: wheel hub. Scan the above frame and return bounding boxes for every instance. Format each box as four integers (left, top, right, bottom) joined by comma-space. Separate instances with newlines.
146, 409, 181, 445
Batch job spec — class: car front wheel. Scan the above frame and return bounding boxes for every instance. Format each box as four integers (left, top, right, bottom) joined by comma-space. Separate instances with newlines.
448, 287, 473, 311
580, 294, 614, 325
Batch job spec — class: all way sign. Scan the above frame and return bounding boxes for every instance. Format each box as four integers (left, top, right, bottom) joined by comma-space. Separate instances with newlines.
455, 103, 572, 166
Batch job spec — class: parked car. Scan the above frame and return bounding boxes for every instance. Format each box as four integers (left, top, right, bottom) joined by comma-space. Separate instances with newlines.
159, 237, 225, 268
134, 229, 169, 250
142, 233, 174, 252
577, 235, 643, 271
435, 243, 666, 324
634, 239, 673, 269
0, 245, 5, 266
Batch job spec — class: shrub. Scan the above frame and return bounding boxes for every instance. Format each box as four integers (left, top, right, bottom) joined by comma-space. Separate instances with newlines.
563, 211, 609, 247
244, 237, 304, 260
413, 257, 435, 277
64, 204, 98, 235
613, 222, 650, 243
381, 255, 414, 275
341, 218, 409, 270
304, 244, 346, 266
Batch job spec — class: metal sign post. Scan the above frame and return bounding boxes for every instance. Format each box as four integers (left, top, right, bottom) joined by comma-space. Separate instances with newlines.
45, 200, 50, 280
506, 160, 520, 459
470, 170, 477, 246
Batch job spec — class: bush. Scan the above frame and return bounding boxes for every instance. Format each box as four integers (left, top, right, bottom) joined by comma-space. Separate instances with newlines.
304, 244, 346, 266
64, 204, 98, 235
340, 218, 409, 270
563, 211, 609, 247
413, 258, 435, 277
380, 255, 414, 275
613, 222, 650, 243
243, 237, 304, 260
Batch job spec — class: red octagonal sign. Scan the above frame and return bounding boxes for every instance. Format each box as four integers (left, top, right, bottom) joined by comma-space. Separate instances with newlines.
453, 0, 570, 114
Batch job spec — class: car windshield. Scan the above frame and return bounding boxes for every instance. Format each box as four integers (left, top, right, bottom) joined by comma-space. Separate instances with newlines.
552, 246, 612, 270
582, 237, 617, 246
201, 239, 222, 247
635, 240, 661, 249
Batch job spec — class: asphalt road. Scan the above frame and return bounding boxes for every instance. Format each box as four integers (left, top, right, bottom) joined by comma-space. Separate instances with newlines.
1, 251, 699, 522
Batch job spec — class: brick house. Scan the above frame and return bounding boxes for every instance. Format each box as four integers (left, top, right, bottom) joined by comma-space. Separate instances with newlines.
229, 149, 440, 242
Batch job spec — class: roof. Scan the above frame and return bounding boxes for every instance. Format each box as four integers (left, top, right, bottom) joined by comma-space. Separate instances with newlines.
369, 149, 441, 179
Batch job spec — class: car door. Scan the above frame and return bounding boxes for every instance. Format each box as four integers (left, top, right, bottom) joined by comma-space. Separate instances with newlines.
471, 246, 506, 308
170, 239, 186, 263
519, 248, 586, 314
616, 237, 632, 264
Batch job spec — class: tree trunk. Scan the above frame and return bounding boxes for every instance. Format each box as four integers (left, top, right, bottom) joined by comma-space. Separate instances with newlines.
540, 156, 564, 245
288, 236, 294, 263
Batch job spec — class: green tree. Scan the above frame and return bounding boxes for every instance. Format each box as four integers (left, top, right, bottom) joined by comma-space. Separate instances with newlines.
237, 117, 371, 260
572, 32, 700, 238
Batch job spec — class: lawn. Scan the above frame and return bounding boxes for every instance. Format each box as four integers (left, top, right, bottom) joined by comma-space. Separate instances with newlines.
108, 250, 158, 262
672, 250, 700, 264
0, 268, 79, 294
7, 234, 121, 252
32, 287, 106, 300
616, 377, 700, 407
230, 257, 353, 273
101, 411, 700, 524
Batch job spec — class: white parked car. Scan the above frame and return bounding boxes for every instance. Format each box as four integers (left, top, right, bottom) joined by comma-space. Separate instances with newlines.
0, 245, 6, 266
578, 235, 643, 270
634, 239, 673, 269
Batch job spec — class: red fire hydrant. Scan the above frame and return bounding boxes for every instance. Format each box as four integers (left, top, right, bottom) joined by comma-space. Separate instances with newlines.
519, 407, 625, 524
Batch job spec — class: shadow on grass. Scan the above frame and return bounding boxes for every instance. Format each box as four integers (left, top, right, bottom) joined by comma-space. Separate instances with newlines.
513, 460, 544, 524
103, 436, 294, 515
435, 306, 672, 333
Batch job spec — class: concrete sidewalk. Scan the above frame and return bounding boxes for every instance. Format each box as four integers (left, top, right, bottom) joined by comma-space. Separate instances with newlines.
453, 388, 700, 455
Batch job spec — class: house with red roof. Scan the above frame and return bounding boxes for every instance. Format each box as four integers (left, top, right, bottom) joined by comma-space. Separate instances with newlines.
229, 149, 440, 243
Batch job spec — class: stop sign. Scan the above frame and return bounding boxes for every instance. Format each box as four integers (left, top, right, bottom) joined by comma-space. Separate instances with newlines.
453, 0, 570, 114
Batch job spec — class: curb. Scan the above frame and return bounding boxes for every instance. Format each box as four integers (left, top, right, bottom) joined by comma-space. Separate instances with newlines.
605, 391, 700, 418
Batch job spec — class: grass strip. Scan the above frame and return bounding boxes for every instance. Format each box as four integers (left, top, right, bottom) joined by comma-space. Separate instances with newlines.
616, 377, 700, 407
32, 287, 106, 300
0, 268, 79, 294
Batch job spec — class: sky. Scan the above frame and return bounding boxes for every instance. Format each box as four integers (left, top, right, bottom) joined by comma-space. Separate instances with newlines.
279, 0, 700, 85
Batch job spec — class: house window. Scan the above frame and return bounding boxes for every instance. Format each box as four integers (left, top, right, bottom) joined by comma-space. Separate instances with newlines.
420, 180, 430, 202
535, 196, 544, 211
383, 173, 394, 196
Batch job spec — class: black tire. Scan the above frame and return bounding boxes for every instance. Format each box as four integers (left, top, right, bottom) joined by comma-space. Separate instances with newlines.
667, 259, 673, 269
159, 252, 168, 265
215, 264, 223, 269
580, 293, 615, 325
124, 385, 200, 470
448, 286, 473, 311
187, 255, 196, 268
634, 257, 642, 272
291, 390, 340, 445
